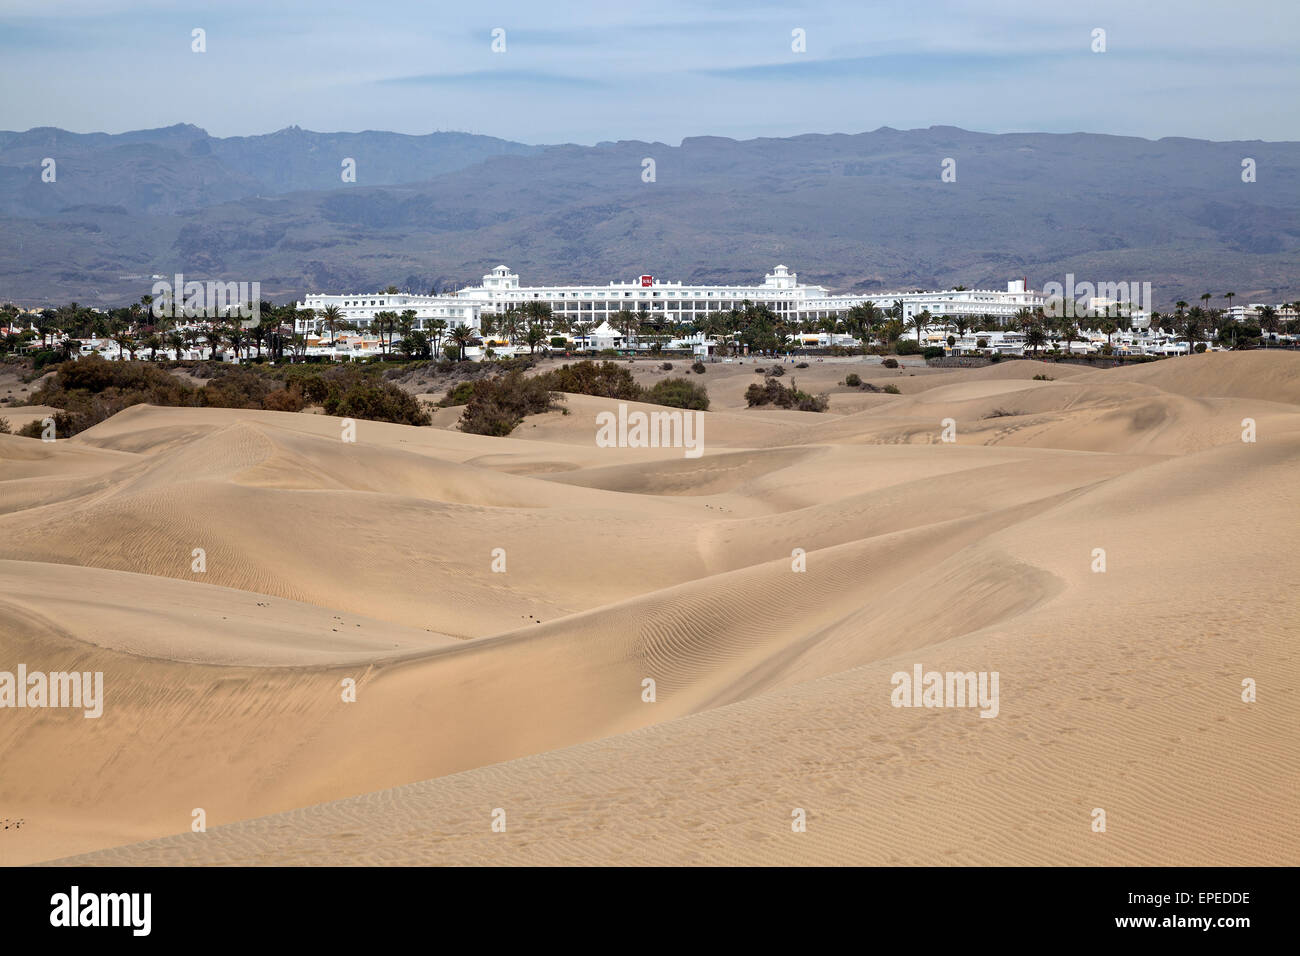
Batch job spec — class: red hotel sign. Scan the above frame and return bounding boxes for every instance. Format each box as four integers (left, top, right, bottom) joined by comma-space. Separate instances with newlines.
640, 275, 653, 287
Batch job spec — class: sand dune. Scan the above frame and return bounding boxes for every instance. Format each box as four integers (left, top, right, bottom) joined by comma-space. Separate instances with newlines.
2, 351, 1297, 866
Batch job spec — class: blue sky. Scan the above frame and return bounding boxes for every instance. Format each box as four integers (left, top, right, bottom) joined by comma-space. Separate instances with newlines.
2, 0, 1297, 143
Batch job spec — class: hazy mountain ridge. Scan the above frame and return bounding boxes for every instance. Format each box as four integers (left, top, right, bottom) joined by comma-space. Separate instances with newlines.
0, 124, 540, 217
0, 125, 1296, 307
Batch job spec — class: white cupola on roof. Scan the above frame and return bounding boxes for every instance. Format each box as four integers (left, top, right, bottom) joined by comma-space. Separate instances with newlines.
763, 264, 797, 289
483, 265, 519, 290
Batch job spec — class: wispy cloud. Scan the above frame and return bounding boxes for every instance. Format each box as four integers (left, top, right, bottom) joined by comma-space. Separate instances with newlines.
696, 52, 1050, 81
379, 70, 608, 89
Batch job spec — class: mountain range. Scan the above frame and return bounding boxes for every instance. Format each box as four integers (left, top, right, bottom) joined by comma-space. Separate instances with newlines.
1, 124, 1296, 309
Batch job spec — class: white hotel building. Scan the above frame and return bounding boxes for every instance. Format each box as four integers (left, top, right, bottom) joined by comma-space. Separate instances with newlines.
295, 265, 1046, 336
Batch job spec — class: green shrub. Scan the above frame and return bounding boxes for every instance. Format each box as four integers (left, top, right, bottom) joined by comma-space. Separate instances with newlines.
539, 361, 640, 400
323, 375, 431, 426
1032, 374, 1053, 381
743, 377, 828, 412
922, 346, 945, 359
198, 367, 276, 409
691, 361, 706, 374
645, 377, 710, 411
0, 417, 9, 434
262, 385, 306, 412
765, 365, 785, 377
795, 361, 809, 369
844, 373, 862, 387
895, 339, 922, 355
458, 370, 562, 436
439, 381, 478, 407
881, 358, 899, 369
18, 418, 49, 438
882, 384, 900, 394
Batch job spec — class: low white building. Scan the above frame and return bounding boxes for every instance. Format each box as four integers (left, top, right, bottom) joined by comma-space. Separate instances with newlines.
894, 279, 1046, 326
293, 291, 484, 336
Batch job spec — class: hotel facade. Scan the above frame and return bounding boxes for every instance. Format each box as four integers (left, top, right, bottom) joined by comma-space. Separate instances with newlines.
295, 264, 1047, 336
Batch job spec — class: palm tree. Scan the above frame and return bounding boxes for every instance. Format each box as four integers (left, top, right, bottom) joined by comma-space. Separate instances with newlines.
1024, 324, 1047, 355
1224, 292, 1235, 314
399, 309, 417, 345
144, 332, 163, 361
1258, 305, 1279, 347
1100, 320, 1117, 349
819, 314, 839, 345
428, 319, 448, 356
226, 325, 245, 360
908, 310, 931, 347
321, 305, 342, 344
1200, 293, 1212, 313
522, 300, 553, 333
498, 310, 521, 347
612, 309, 637, 351
112, 331, 132, 360
524, 324, 546, 356
1181, 316, 1203, 355
1062, 324, 1080, 354
248, 320, 269, 359
166, 330, 186, 360
204, 324, 224, 360
571, 320, 592, 351
449, 325, 473, 361
372, 310, 399, 357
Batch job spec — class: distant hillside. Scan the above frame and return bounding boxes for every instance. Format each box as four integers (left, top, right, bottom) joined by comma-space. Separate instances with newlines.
0, 125, 1296, 308
0, 124, 539, 217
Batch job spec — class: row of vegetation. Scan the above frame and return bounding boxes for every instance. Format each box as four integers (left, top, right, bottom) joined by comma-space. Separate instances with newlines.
449, 361, 711, 436
14, 356, 429, 438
